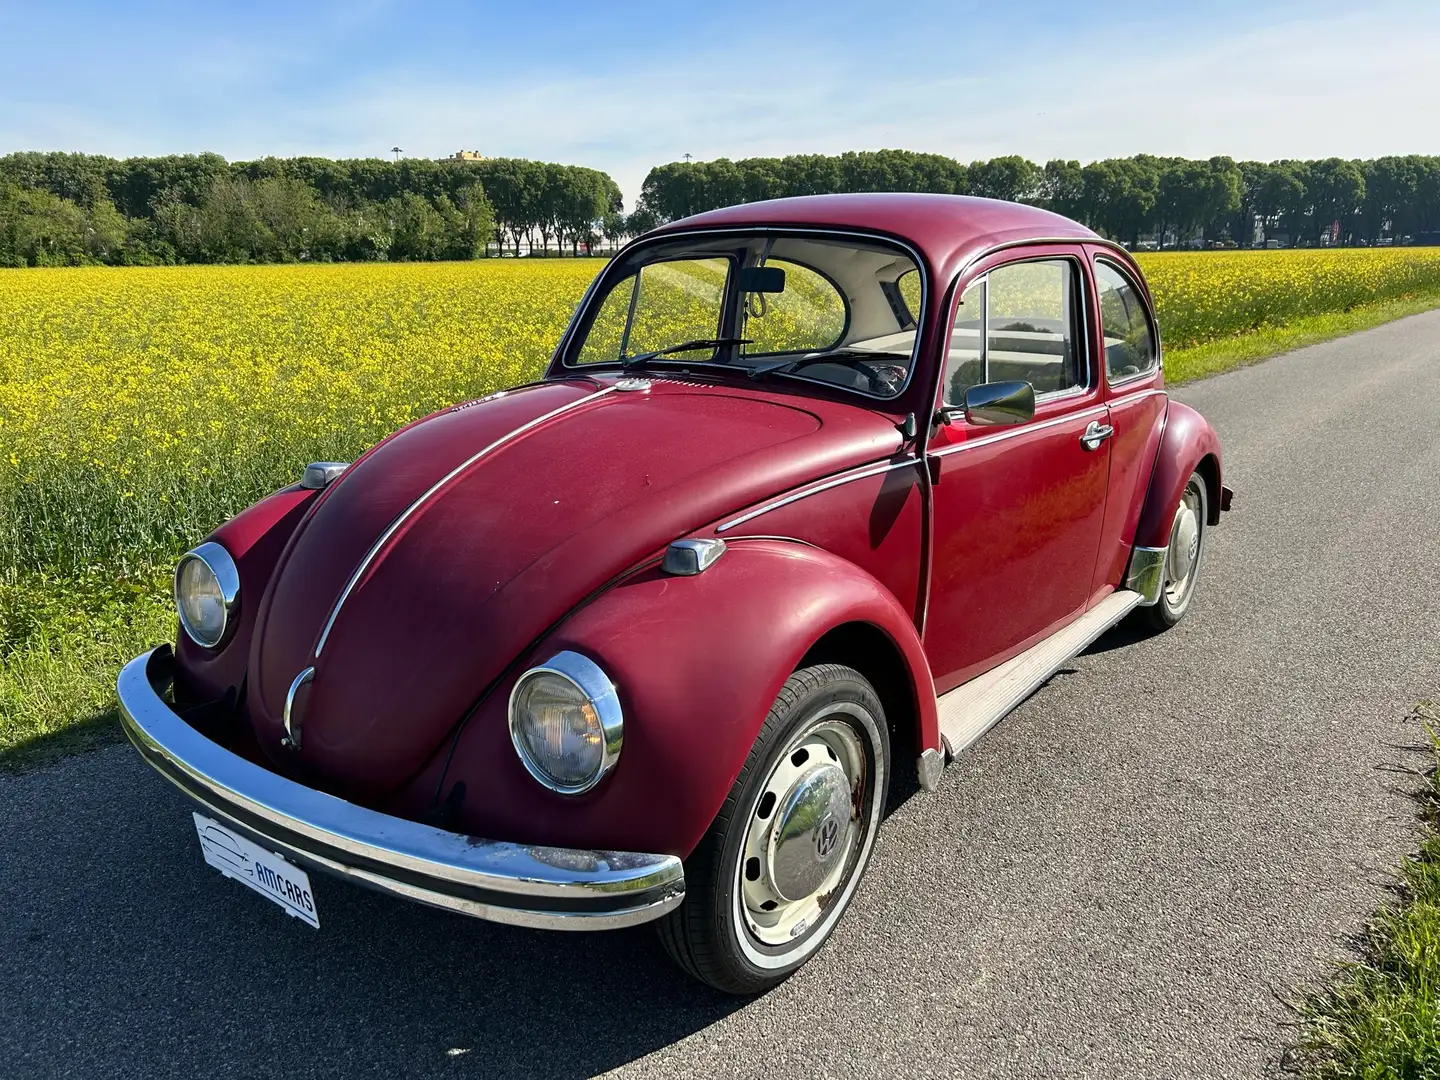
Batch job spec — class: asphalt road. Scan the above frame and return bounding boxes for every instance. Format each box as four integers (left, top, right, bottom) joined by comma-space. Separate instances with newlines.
5, 312, 1440, 1080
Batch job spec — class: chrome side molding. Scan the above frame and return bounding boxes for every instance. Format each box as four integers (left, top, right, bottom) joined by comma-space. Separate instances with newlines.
1125, 545, 1168, 607
301, 462, 349, 490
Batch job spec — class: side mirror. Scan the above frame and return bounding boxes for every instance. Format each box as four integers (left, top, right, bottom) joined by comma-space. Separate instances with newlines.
935, 380, 1035, 427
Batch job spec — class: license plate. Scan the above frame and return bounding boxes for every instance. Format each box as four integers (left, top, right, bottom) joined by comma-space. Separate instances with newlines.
192, 813, 319, 928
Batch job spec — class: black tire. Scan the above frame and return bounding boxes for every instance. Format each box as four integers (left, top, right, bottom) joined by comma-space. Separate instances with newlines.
657, 663, 889, 994
1135, 470, 1208, 632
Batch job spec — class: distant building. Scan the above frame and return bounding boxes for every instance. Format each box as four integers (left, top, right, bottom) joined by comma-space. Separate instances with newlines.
448, 150, 484, 161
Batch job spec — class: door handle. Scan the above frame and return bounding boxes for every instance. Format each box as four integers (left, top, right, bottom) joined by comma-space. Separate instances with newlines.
1080, 420, 1115, 450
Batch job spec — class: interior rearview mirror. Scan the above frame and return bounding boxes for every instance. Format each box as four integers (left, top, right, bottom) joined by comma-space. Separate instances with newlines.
738, 266, 786, 293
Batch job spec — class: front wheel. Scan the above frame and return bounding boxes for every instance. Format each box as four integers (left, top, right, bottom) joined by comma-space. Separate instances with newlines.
657, 664, 889, 994
1136, 471, 1208, 632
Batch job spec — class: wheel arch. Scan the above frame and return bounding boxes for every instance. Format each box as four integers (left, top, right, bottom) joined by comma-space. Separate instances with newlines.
798, 621, 923, 795
1133, 400, 1224, 548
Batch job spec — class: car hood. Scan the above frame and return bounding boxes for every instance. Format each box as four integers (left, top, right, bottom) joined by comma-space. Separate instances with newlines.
247, 376, 902, 797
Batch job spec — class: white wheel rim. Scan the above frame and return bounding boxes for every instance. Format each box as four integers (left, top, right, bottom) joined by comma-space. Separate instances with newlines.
730, 702, 884, 970
1164, 481, 1205, 609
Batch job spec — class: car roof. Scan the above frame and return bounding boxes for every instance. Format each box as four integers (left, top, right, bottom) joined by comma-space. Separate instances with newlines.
653, 193, 1101, 278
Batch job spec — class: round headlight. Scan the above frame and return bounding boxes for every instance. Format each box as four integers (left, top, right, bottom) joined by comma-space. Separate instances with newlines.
174, 541, 240, 648
508, 652, 622, 795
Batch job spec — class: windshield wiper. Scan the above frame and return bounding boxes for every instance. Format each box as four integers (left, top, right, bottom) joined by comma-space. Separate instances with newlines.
620, 338, 752, 370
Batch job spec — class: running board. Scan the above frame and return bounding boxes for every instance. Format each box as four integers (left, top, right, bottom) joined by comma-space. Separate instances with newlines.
936, 589, 1143, 759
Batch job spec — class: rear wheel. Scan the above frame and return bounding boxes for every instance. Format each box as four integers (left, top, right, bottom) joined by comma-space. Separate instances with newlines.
1137, 471, 1208, 632
657, 664, 889, 994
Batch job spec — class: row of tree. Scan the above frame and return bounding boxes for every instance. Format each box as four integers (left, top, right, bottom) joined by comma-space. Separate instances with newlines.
6, 148, 1440, 267
0, 152, 623, 266
635, 151, 1440, 248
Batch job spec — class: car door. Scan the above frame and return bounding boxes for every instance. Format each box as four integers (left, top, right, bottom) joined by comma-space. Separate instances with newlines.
1087, 249, 1169, 594
923, 248, 1112, 695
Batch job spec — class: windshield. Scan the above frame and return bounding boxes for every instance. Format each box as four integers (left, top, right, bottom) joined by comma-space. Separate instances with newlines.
568, 232, 924, 400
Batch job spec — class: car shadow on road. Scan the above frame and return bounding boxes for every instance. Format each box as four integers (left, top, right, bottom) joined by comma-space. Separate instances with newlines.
0, 748, 747, 1079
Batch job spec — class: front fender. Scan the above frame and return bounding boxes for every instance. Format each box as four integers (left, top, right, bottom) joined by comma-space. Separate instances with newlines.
175, 485, 319, 702
1134, 401, 1224, 549
437, 539, 937, 859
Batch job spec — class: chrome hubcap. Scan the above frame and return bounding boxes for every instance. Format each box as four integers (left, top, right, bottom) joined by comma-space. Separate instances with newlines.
738, 720, 864, 946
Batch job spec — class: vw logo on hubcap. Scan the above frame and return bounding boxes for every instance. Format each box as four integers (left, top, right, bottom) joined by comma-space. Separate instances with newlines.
815, 814, 840, 858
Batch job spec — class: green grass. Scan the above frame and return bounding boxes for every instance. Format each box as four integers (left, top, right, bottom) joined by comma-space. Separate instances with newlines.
1164, 290, 1440, 383
0, 572, 172, 771
1290, 704, 1440, 1079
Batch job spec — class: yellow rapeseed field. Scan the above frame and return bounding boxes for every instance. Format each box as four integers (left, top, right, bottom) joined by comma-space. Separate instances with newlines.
3, 249, 1440, 579
3, 247, 1440, 764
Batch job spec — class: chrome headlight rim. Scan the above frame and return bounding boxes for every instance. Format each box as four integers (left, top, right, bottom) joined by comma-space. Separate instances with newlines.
173, 541, 241, 649
508, 651, 623, 796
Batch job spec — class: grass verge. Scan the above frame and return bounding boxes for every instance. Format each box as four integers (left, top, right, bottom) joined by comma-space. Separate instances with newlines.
1164, 291, 1440, 384
0, 572, 172, 772
1289, 703, 1440, 1078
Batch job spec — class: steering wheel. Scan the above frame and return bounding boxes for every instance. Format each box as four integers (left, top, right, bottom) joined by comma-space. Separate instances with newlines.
804, 353, 903, 395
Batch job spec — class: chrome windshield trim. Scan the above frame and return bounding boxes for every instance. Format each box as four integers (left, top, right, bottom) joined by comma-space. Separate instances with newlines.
716, 457, 922, 534
314, 386, 617, 658
118, 648, 684, 931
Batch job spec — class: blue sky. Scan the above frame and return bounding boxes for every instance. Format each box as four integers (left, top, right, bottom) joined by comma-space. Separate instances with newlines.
1, 0, 1436, 205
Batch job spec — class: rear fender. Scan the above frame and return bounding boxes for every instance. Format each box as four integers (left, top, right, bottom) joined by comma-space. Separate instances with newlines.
437, 539, 938, 859
1134, 400, 1224, 548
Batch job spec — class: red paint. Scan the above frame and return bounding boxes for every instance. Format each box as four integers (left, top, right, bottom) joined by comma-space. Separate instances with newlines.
438, 541, 938, 857
1134, 401, 1225, 545
164, 194, 1226, 858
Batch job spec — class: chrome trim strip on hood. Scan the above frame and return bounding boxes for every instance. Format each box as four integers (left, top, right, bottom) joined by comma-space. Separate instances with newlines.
314, 385, 618, 658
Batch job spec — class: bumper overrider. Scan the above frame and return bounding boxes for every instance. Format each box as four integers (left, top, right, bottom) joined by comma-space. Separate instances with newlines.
117, 647, 686, 930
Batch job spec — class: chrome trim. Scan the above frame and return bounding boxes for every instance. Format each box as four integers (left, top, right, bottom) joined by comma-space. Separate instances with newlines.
715, 457, 921, 534
917, 747, 945, 792
1125, 545, 1168, 606
300, 462, 349, 490
963, 380, 1035, 426
613, 377, 651, 392
1079, 420, 1115, 450
314, 387, 617, 658
508, 651, 624, 796
173, 541, 241, 649
927, 404, 1109, 459
281, 666, 314, 750
118, 648, 682, 930
1107, 387, 1167, 408
661, 537, 727, 575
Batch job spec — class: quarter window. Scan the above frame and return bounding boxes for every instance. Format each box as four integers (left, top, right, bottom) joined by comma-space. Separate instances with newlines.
942, 258, 1083, 405
1095, 259, 1156, 381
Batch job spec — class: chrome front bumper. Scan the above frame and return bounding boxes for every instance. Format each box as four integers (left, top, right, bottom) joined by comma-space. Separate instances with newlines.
117, 647, 685, 931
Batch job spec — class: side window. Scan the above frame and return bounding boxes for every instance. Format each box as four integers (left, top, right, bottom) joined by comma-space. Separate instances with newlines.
1094, 259, 1156, 382
740, 259, 847, 355
577, 257, 729, 364
986, 260, 1081, 394
943, 258, 1082, 405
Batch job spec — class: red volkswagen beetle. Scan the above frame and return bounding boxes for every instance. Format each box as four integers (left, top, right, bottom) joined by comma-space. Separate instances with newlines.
119, 194, 1230, 993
